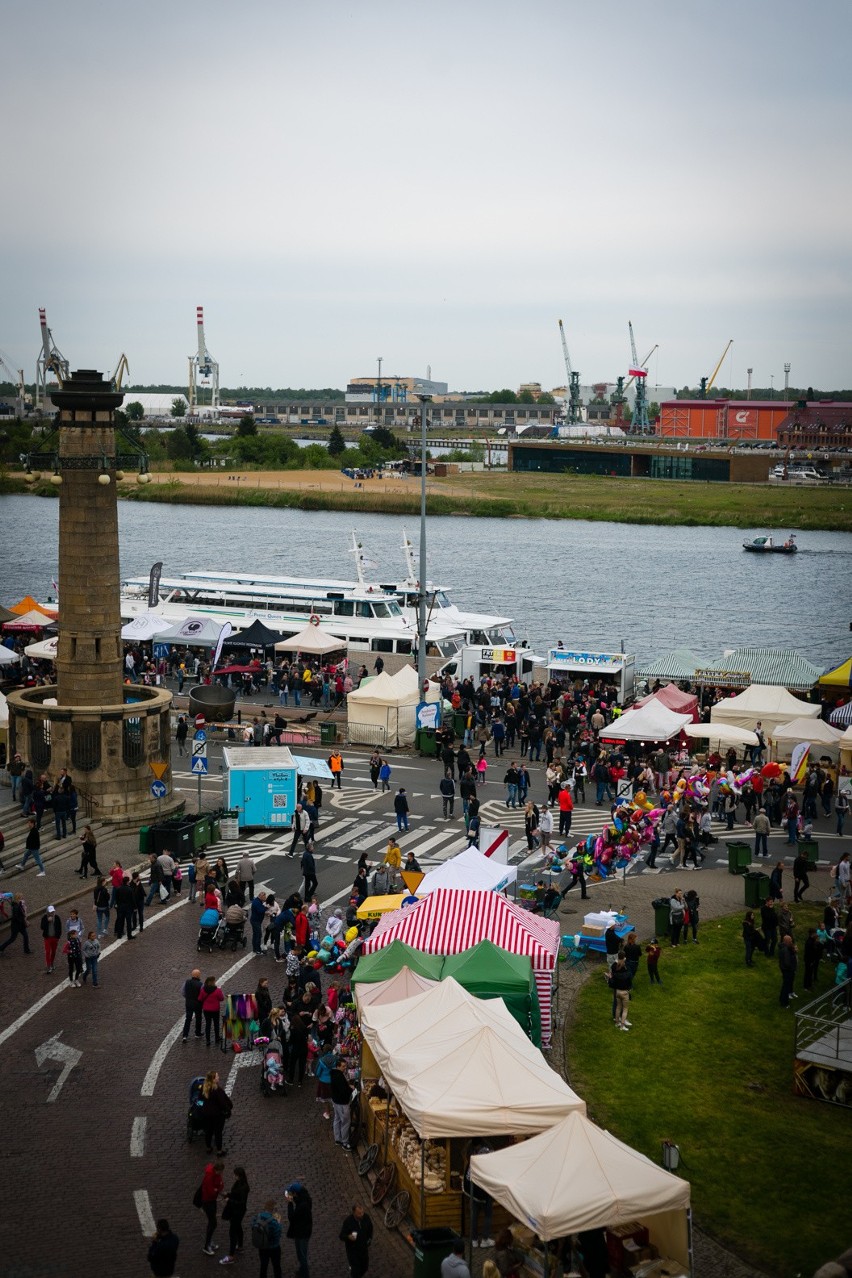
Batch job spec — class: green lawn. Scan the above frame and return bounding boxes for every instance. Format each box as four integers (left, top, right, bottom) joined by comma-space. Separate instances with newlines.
566, 908, 847, 1278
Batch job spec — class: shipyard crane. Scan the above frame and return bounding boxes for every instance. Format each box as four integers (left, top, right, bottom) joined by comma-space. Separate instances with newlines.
557, 319, 582, 424
188, 305, 220, 414
697, 339, 733, 398
627, 320, 651, 434
0, 348, 28, 416
36, 308, 70, 411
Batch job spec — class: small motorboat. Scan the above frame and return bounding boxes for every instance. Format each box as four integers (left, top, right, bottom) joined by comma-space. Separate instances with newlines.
742, 534, 797, 554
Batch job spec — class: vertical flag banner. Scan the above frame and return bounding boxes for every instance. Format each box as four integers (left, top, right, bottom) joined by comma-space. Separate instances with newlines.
790, 741, 810, 784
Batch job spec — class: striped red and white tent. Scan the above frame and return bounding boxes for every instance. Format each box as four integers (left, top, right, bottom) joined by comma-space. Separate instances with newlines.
362, 889, 561, 1046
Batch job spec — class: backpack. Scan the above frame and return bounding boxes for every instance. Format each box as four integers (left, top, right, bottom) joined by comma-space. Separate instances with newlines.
252, 1216, 276, 1250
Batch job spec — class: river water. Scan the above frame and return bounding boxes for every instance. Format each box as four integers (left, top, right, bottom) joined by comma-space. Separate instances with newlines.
1, 494, 849, 668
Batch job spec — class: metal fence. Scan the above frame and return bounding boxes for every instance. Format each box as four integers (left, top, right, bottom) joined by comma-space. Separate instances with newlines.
795, 979, 851, 1058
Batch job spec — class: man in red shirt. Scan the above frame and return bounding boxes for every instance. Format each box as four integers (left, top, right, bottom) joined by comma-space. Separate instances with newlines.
557, 784, 574, 838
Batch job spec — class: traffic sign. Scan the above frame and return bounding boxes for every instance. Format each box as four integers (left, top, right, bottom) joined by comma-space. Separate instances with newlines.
150, 780, 167, 799
195, 714, 205, 730
191, 756, 209, 775
194, 728, 207, 744
192, 739, 207, 759
149, 761, 168, 780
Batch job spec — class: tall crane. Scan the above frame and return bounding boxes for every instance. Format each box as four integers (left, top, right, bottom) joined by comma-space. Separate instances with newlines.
627, 320, 651, 434
188, 306, 220, 414
0, 347, 28, 416
697, 339, 733, 398
36, 308, 70, 412
557, 319, 582, 424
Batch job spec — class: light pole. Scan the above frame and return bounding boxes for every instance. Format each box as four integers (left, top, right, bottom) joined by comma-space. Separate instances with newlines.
770, 375, 774, 400
784, 362, 791, 400
415, 394, 431, 685
376, 356, 382, 430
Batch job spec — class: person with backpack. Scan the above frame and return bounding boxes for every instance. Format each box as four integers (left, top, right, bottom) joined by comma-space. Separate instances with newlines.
250, 1201, 282, 1277
285, 1183, 313, 1278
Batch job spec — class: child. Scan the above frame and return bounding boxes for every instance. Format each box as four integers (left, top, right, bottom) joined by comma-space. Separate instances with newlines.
476, 755, 488, 786
379, 759, 392, 792
82, 931, 101, 987
172, 864, 183, 896
65, 931, 83, 987
645, 939, 662, 984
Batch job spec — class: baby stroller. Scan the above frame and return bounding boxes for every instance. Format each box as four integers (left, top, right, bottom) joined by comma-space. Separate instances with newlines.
218, 917, 248, 951
186, 1075, 207, 1142
255, 1036, 288, 1096
197, 908, 222, 953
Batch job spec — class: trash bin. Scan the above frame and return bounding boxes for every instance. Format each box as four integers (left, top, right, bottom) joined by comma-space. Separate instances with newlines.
221, 811, 239, 840
411, 1228, 462, 1278
652, 897, 671, 937
453, 711, 467, 739
726, 841, 752, 875
208, 812, 221, 845
152, 821, 194, 858
191, 815, 211, 852
797, 838, 819, 868
139, 825, 153, 856
417, 728, 437, 757
320, 721, 338, 745
744, 871, 770, 908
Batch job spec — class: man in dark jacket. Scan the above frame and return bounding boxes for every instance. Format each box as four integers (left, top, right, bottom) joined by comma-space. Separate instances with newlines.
393, 788, 410, 832
147, 1218, 179, 1277
182, 968, 203, 1041
439, 771, 456, 820
114, 875, 136, 940
286, 1182, 313, 1278
778, 934, 798, 1008
339, 1205, 373, 1278
301, 847, 318, 902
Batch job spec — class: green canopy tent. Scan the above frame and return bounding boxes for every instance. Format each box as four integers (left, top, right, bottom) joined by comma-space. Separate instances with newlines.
351, 940, 444, 985
442, 940, 542, 1047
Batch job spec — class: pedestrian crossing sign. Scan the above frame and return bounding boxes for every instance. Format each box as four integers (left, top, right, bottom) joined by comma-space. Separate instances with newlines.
191, 756, 209, 775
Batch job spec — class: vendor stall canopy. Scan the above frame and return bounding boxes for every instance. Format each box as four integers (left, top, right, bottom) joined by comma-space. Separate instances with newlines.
353, 965, 437, 1011
598, 701, 691, 744
155, 614, 225, 648
223, 619, 286, 648
820, 657, 852, 689
771, 716, 844, 759
699, 647, 822, 692
710, 684, 820, 737
274, 623, 345, 655
635, 685, 698, 716
352, 940, 445, 985
637, 647, 700, 683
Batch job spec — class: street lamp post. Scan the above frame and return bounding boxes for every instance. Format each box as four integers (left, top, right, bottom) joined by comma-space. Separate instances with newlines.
415, 394, 431, 685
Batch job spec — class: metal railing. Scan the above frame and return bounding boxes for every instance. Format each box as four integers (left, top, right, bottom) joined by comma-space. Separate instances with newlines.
795, 979, 851, 1060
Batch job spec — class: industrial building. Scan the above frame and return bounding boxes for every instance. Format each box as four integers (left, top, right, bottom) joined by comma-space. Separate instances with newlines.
508, 439, 771, 483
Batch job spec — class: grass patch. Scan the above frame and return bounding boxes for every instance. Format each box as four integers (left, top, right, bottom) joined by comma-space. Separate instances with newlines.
566, 907, 847, 1278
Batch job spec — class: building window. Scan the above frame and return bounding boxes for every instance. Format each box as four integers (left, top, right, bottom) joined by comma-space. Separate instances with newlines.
123, 717, 144, 768
72, 722, 101, 772
31, 719, 51, 771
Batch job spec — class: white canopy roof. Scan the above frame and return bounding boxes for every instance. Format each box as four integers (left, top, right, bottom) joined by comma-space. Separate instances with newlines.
274, 623, 345, 655
710, 684, 820, 736
23, 635, 59, 660
470, 1111, 690, 1253
156, 614, 225, 648
0, 645, 21, 666
360, 978, 585, 1137
121, 612, 178, 640
347, 670, 405, 706
771, 716, 843, 759
599, 702, 691, 743
354, 966, 438, 1013
418, 846, 517, 896
682, 722, 758, 747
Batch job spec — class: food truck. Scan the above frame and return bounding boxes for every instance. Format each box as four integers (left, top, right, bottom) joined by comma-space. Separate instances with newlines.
439, 645, 546, 685
546, 647, 636, 704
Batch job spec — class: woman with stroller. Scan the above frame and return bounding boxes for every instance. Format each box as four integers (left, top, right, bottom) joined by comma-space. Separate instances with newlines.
201, 1069, 233, 1155
255, 977, 273, 1026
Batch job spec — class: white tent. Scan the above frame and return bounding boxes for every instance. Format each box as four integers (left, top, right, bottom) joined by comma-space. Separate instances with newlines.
121, 612, 178, 640
682, 722, 758, 748
274, 624, 346, 656
0, 690, 8, 725
347, 668, 419, 747
840, 726, 852, 770
417, 846, 517, 896
156, 614, 225, 648
360, 979, 585, 1138
354, 966, 438, 1014
23, 635, 59, 660
470, 1111, 691, 1268
599, 702, 691, 743
710, 684, 820, 737
771, 716, 844, 759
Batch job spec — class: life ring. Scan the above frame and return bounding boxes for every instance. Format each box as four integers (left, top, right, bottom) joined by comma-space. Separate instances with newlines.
309, 613, 320, 626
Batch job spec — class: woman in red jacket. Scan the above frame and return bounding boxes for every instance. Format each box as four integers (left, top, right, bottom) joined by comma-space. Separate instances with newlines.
199, 1159, 224, 1255
199, 976, 225, 1047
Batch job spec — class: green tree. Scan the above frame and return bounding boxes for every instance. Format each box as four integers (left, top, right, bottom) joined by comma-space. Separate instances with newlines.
126, 401, 145, 421
165, 427, 193, 459
368, 425, 400, 452
237, 413, 257, 437
518, 389, 536, 404
538, 392, 556, 405
170, 397, 187, 418
648, 402, 660, 421
327, 423, 346, 456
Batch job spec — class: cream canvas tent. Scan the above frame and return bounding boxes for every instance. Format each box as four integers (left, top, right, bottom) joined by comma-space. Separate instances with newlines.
353, 965, 438, 1013
682, 722, 758, 749
121, 612, 178, 640
599, 702, 691, 743
710, 684, 820, 737
274, 623, 345, 656
0, 645, 20, 666
771, 716, 844, 760
346, 667, 420, 747
417, 846, 517, 896
360, 979, 585, 1138
469, 1111, 691, 1269
839, 725, 852, 771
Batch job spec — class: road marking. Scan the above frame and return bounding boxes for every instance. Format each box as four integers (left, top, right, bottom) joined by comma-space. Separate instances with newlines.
134, 1188, 156, 1237
224, 1049, 262, 1096
140, 949, 257, 1096
130, 1115, 147, 1157
34, 1031, 82, 1102
0, 895, 190, 1053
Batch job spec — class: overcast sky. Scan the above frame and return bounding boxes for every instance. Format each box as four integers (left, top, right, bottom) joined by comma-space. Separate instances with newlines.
2, 0, 850, 393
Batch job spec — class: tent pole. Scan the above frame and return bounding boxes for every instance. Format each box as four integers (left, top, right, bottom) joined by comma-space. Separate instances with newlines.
420, 1139, 426, 1229
687, 1206, 694, 1276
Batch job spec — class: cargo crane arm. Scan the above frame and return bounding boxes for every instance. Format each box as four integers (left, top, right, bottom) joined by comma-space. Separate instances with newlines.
706, 339, 733, 393
623, 344, 658, 392
37, 308, 69, 384
110, 353, 130, 391
557, 319, 582, 425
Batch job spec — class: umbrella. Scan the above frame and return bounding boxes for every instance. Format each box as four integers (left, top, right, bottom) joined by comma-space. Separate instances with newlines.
829, 702, 852, 728
24, 636, 59, 660
761, 762, 782, 778
0, 645, 21, 666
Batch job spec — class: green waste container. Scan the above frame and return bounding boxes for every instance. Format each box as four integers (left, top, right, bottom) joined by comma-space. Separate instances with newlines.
453, 711, 467, 739
208, 812, 221, 845
139, 825, 153, 856
152, 821, 194, 858
191, 815, 212, 852
726, 841, 752, 875
417, 728, 437, 757
411, 1229, 462, 1278
652, 897, 671, 937
797, 838, 819, 868
744, 871, 770, 908
320, 721, 338, 745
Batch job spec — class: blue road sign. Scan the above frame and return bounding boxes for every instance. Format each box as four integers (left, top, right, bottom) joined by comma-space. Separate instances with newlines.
191, 757, 209, 775
150, 780, 167, 799
194, 729, 207, 744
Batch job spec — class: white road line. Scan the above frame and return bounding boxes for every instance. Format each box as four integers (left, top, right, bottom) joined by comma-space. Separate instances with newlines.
134, 1188, 157, 1237
408, 828, 464, 856
224, 1049, 262, 1097
0, 895, 189, 1053
140, 949, 257, 1097
130, 1116, 147, 1157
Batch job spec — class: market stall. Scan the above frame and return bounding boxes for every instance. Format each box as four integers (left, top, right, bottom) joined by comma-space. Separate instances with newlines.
469, 1110, 692, 1277
353, 965, 438, 1014
599, 701, 691, 744
417, 846, 518, 896
635, 684, 699, 717
709, 683, 820, 737
771, 716, 843, 761
442, 940, 541, 1046
156, 614, 225, 649
352, 940, 445, 987
361, 888, 561, 1046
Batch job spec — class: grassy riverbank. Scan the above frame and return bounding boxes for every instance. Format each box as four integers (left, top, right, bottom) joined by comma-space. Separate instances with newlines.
3, 468, 849, 531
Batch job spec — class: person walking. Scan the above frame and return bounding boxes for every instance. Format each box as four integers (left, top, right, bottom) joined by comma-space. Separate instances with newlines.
792, 850, 810, 903
0, 893, 31, 955
77, 825, 102, 878
285, 1182, 313, 1278
440, 771, 456, 820
778, 933, 799, 1009
330, 1060, 353, 1150
182, 968, 203, 1041
301, 847, 318, 902
175, 715, 188, 756
251, 1202, 283, 1278
684, 889, 700, 944
836, 788, 850, 837
199, 1159, 225, 1255
218, 1164, 249, 1265
115, 875, 136, 940
669, 890, 686, 947
328, 749, 344, 789
288, 805, 311, 858
761, 898, 779, 958
368, 750, 382, 790
742, 911, 765, 967
19, 818, 46, 876
339, 1205, 373, 1278
769, 861, 784, 901
559, 852, 589, 902
40, 904, 62, 972
503, 762, 520, 810
200, 976, 225, 1046
558, 784, 574, 838
538, 805, 554, 857
147, 1218, 179, 1277
394, 787, 410, 832
64, 930, 83, 987
803, 928, 823, 991
201, 1069, 233, 1154
236, 853, 256, 904
91, 876, 109, 938
81, 931, 101, 985
753, 807, 770, 859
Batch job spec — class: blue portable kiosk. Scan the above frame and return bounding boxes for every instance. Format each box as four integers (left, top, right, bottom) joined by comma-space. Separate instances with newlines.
222, 746, 333, 830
